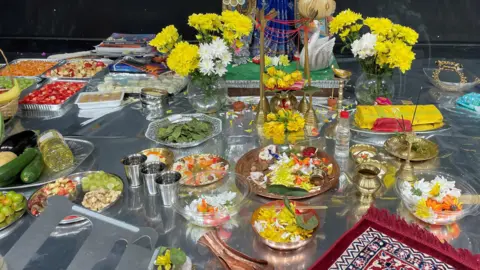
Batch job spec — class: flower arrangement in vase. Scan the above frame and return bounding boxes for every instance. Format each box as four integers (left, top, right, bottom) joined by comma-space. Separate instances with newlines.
150, 11, 253, 113
263, 109, 306, 144
329, 9, 419, 104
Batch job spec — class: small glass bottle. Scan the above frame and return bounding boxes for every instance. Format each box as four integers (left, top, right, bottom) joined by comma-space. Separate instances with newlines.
335, 111, 351, 157
37, 130, 74, 172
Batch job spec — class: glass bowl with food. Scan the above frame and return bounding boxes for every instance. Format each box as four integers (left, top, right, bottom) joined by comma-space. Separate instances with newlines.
173, 171, 249, 227
396, 170, 479, 225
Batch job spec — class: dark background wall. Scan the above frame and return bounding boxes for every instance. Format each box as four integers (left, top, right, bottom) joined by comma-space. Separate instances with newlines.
0, 0, 479, 53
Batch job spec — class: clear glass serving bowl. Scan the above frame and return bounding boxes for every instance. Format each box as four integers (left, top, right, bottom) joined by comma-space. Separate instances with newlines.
424, 68, 480, 92
396, 170, 480, 225
173, 171, 250, 228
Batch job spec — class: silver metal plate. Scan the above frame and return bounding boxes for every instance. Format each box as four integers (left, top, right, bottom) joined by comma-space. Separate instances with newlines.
0, 138, 95, 190
43, 58, 113, 80
19, 78, 89, 111
27, 171, 124, 225
145, 113, 222, 148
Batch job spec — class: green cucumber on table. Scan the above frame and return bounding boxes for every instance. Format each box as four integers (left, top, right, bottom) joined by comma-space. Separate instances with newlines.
20, 151, 44, 184
0, 148, 37, 186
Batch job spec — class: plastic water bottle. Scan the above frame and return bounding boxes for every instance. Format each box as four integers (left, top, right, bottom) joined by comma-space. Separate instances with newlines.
335, 111, 350, 157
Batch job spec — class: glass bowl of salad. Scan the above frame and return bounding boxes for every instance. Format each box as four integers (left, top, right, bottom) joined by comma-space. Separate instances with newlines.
173, 171, 250, 227
396, 170, 479, 225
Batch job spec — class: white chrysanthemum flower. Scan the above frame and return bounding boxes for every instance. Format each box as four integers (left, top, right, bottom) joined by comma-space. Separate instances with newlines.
351, 33, 377, 59
220, 51, 232, 66
401, 179, 431, 203
270, 56, 280, 66
430, 175, 461, 201
198, 43, 214, 61
214, 62, 228, 77
199, 59, 215, 75
210, 38, 228, 57
254, 221, 266, 233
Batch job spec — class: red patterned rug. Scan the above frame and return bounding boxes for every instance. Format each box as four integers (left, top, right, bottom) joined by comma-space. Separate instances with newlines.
309, 207, 480, 270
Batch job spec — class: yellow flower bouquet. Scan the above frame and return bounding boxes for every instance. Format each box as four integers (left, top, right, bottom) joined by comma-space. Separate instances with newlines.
330, 9, 419, 104
263, 67, 304, 91
150, 11, 252, 112
264, 109, 305, 144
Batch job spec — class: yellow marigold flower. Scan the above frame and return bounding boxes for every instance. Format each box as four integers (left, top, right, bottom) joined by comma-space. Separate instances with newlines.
277, 78, 288, 88
267, 113, 277, 121
364, 17, 393, 37
235, 39, 244, 48
221, 10, 253, 46
188, 13, 221, 32
265, 77, 277, 88
415, 198, 434, 220
329, 9, 363, 35
149, 25, 180, 54
166, 41, 199, 76
264, 56, 272, 67
430, 183, 441, 197
283, 74, 292, 83
278, 55, 290, 66
275, 70, 286, 78
291, 70, 303, 81
267, 66, 277, 76
155, 250, 172, 269
287, 120, 302, 132
277, 109, 286, 119
392, 24, 419, 45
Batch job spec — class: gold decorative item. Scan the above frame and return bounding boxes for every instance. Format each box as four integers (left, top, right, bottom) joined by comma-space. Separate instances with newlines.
350, 163, 382, 203
287, 91, 298, 108
255, 8, 274, 127
332, 65, 352, 79
304, 92, 318, 136
297, 0, 336, 20
425, 60, 480, 92
395, 133, 418, 183
298, 93, 309, 114
384, 134, 439, 161
269, 91, 295, 113
349, 144, 377, 164
324, 79, 345, 138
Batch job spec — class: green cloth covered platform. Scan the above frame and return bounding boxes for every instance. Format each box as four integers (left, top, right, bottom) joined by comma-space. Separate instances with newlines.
225, 60, 342, 90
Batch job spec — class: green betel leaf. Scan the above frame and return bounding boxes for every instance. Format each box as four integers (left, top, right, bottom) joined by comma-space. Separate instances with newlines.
170, 248, 187, 266
267, 185, 309, 196
283, 197, 295, 215
295, 214, 319, 230
158, 246, 168, 255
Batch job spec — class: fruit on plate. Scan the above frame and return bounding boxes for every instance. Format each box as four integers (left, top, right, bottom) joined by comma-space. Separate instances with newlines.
0, 78, 21, 104
46, 60, 106, 78
173, 154, 229, 186
0, 77, 35, 91
0, 191, 26, 227
0, 60, 56, 76
0, 152, 17, 166
20, 81, 85, 105
28, 177, 77, 216
81, 171, 123, 192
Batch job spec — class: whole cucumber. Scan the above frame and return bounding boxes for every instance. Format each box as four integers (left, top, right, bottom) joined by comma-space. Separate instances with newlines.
0, 148, 37, 185
20, 151, 44, 184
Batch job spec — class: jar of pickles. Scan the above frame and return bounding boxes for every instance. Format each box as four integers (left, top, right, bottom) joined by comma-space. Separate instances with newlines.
37, 130, 74, 172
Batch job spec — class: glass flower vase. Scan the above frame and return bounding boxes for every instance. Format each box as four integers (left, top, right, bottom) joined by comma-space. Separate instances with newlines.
355, 72, 394, 105
187, 77, 228, 113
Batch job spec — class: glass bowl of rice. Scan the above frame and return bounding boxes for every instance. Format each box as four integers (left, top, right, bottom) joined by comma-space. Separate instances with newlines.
173, 171, 250, 227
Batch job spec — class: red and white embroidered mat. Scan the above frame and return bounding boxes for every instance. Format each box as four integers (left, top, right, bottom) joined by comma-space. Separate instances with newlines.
310, 207, 480, 270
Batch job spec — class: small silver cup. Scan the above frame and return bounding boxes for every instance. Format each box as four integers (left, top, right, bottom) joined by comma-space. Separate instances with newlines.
121, 154, 147, 187
155, 171, 181, 206
141, 161, 166, 195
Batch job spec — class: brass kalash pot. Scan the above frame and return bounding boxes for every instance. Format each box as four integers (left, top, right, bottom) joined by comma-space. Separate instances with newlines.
350, 163, 382, 204
270, 91, 298, 113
